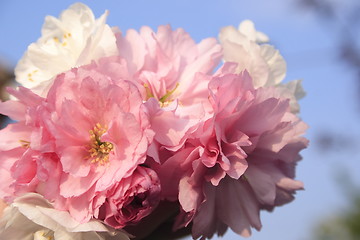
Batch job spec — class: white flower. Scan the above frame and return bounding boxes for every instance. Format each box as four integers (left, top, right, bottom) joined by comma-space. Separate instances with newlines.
15, 3, 118, 96
237, 20, 269, 44
219, 20, 305, 113
0, 193, 130, 240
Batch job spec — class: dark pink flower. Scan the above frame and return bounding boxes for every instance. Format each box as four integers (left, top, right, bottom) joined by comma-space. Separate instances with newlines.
97, 166, 161, 229
157, 64, 308, 238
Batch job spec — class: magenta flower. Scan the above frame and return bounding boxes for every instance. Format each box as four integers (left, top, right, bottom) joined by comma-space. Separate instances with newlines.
97, 166, 161, 229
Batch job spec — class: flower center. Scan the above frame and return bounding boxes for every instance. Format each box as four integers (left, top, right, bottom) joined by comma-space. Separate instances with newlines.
19, 140, 30, 148
88, 123, 113, 165
53, 32, 72, 47
34, 229, 54, 240
27, 70, 38, 82
144, 82, 179, 107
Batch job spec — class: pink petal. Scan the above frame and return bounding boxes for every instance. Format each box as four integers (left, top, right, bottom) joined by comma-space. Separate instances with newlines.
0, 124, 32, 151
60, 146, 90, 177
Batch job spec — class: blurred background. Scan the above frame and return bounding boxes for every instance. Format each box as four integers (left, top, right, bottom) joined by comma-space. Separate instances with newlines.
0, 0, 359, 239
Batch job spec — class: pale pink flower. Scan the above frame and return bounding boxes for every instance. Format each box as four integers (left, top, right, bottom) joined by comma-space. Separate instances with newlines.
0, 61, 154, 223
114, 25, 222, 156
0, 193, 130, 240
157, 64, 308, 238
116, 24, 222, 106
96, 166, 161, 229
0, 87, 46, 201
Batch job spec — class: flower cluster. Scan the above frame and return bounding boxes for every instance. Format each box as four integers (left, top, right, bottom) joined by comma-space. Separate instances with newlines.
0, 3, 308, 240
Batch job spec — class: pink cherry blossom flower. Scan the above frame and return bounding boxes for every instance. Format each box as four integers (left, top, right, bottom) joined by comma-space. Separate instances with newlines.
0, 87, 47, 201
156, 64, 308, 238
0, 60, 154, 223
114, 25, 222, 156
96, 166, 161, 229
116, 24, 222, 106
0, 3, 309, 237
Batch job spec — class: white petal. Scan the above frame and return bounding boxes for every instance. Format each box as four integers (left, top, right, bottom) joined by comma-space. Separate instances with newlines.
260, 44, 287, 86
238, 20, 269, 43
0, 193, 130, 240
276, 79, 306, 113
15, 3, 117, 96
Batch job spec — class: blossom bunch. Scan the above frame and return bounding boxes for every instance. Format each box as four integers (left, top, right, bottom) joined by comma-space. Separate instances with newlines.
0, 3, 308, 240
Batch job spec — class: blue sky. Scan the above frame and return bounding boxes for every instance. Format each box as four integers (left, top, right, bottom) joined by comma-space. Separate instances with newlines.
1, 0, 359, 239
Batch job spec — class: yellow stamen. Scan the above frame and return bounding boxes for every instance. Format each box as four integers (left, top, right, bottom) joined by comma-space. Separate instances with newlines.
42, 231, 54, 240
53, 33, 71, 46
27, 70, 39, 82
87, 123, 113, 165
159, 83, 179, 104
144, 82, 180, 107
144, 83, 154, 100
34, 230, 54, 240
19, 140, 30, 148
